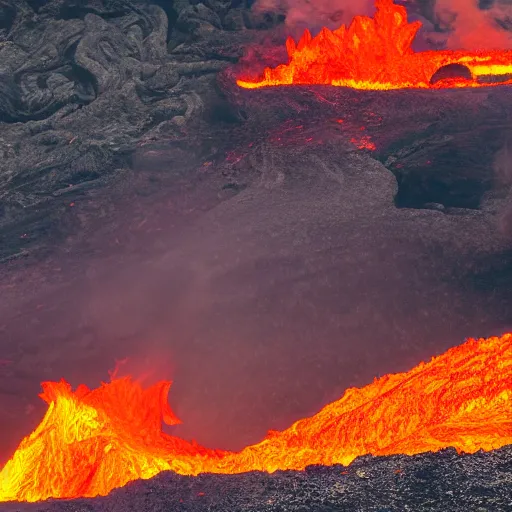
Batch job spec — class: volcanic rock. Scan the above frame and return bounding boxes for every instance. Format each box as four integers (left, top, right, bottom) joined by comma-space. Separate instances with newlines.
1, 79, 512, 468
0, 0, 261, 261
3, 446, 512, 511
0, 1, 512, 511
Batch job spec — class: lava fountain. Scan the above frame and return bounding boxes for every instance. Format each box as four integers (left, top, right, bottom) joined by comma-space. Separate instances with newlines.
236, 0, 512, 90
0, 334, 511, 503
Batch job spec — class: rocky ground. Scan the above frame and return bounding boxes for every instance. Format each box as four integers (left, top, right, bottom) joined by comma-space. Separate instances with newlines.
3, 446, 512, 511
1, 0, 512, 262
1, 1, 512, 511
0, 0, 282, 263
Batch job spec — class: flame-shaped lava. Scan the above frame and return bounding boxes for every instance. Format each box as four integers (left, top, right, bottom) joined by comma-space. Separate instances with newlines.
0, 334, 511, 502
237, 0, 512, 90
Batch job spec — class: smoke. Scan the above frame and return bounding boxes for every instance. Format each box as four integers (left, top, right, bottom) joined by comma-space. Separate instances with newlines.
252, 0, 512, 50
494, 137, 512, 237
435, 0, 512, 49
251, 0, 375, 31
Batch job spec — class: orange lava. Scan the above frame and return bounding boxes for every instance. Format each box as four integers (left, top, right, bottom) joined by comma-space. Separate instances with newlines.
1, 333, 511, 502
236, 0, 512, 90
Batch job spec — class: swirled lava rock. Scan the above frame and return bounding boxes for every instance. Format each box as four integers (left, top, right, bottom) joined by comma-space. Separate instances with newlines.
237, 0, 512, 90
0, 333, 511, 503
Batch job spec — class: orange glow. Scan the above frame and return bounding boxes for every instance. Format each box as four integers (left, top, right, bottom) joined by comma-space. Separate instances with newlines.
1, 333, 511, 502
351, 135, 377, 150
236, 0, 512, 90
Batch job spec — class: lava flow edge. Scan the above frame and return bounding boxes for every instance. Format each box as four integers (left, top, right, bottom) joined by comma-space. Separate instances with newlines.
236, 0, 512, 90
0, 333, 511, 503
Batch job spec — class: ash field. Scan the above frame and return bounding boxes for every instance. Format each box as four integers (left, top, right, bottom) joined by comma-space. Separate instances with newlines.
1, 0, 512, 510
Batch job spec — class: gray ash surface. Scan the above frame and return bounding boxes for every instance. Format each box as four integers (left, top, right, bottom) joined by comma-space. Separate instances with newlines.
3, 446, 512, 511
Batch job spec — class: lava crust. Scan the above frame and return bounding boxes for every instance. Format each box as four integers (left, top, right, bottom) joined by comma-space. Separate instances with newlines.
2, 446, 512, 512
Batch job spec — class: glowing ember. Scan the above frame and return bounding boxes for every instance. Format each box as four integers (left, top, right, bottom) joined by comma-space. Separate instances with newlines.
351, 135, 376, 150
237, 0, 512, 90
1, 334, 511, 502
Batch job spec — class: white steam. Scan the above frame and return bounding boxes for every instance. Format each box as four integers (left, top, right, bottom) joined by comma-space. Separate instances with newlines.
251, 0, 374, 30
494, 137, 512, 238
435, 0, 512, 49
252, 0, 512, 50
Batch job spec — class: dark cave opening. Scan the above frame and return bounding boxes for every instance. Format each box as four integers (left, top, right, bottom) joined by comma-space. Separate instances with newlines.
393, 170, 491, 210
384, 124, 506, 212
388, 140, 501, 211
430, 64, 473, 85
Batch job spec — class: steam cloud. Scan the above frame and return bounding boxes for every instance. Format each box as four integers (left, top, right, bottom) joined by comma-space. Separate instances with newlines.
251, 0, 374, 30
252, 0, 512, 50
435, 0, 512, 49
494, 138, 512, 237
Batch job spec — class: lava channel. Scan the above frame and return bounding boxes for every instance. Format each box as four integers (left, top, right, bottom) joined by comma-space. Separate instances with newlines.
236, 0, 512, 90
0, 333, 511, 502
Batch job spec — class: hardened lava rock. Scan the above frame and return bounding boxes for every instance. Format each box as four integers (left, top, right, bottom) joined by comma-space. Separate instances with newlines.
0, 0, 273, 261
2, 445, 512, 511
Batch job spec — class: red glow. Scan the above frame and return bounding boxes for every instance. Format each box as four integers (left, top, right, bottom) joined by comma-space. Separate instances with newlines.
237, 0, 512, 90
1, 334, 511, 502
351, 135, 377, 150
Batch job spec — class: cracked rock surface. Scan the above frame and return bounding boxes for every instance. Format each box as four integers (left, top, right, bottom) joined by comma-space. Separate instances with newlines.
0, 0, 275, 261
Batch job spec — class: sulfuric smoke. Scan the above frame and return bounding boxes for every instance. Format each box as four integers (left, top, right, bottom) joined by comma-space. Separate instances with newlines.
435, 0, 512, 49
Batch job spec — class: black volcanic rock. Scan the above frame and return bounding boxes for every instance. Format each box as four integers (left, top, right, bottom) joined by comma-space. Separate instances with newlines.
3, 446, 512, 511
0, 0, 262, 261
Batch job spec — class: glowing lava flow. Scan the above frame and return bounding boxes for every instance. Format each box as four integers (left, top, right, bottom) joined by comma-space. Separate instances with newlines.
237, 0, 512, 90
1, 334, 511, 502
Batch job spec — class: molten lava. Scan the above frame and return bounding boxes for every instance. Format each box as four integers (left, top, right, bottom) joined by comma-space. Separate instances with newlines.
237, 0, 512, 90
0, 334, 511, 502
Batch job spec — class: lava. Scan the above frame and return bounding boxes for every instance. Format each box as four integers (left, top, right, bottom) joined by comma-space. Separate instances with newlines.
0, 334, 511, 503
236, 0, 512, 90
